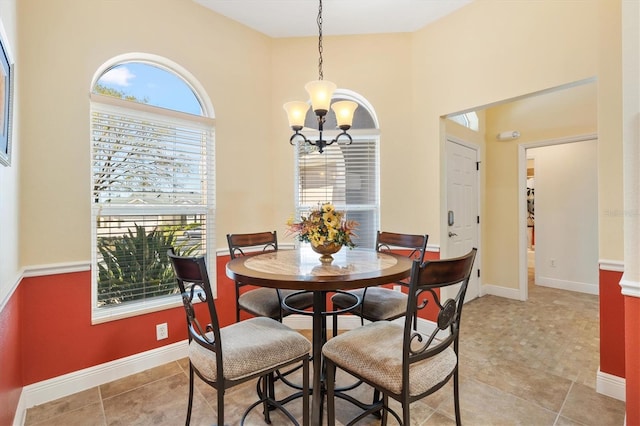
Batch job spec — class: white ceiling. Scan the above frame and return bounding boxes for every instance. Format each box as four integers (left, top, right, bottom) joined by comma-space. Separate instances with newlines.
193, 0, 473, 38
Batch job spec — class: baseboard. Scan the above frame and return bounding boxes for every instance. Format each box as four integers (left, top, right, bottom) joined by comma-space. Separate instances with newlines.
15, 341, 188, 425
596, 369, 626, 401
536, 276, 599, 295
482, 283, 521, 300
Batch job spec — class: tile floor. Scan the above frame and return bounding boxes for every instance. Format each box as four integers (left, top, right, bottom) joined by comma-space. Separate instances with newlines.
24, 271, 626, 425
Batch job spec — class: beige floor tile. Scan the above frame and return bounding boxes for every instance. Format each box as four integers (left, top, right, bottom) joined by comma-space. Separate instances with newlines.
559, 382, 626, 426
24, 388, 102, 426
99, 361, 183, 399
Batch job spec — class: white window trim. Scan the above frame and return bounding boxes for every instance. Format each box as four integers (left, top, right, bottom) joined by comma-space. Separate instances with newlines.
90, 57, 215, 324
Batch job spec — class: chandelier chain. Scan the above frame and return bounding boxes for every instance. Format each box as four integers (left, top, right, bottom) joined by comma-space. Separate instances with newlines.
317, 0, 323, 80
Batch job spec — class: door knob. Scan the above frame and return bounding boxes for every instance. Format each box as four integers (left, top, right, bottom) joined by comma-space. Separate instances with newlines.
448, 232, 458, 237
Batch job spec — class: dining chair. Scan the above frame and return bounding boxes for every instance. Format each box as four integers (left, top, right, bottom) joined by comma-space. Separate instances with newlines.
331, 231, 428, 335
227, 231, 314, 322
168, 248, 311, 426
323, 248, 477, 426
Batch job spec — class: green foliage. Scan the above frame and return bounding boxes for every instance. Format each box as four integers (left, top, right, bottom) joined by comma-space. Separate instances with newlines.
97, 224, 200, 306
94, 83, 149, 103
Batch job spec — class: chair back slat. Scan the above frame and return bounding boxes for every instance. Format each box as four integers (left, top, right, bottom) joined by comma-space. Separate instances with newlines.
376, 231, 428, 261
227, 231, 278, 259
167, 249, 222, 358
403, 248, 477, 365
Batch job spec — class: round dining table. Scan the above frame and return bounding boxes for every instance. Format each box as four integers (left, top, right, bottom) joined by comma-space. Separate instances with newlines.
226, 247, 414, 426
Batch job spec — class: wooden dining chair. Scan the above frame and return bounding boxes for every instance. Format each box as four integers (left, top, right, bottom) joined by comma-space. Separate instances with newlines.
227, 231, 314, 322
331, 231, 428, 335
323, 248, 477, 426
168, 248, 311, 426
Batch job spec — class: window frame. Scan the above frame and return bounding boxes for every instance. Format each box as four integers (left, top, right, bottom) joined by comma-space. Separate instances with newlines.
89, 57, 215, 324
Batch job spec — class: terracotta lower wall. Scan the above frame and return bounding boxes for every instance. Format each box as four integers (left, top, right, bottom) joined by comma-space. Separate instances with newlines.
18, 254, 238, 386
599, 268, 626, 378
0, 285, 23, 425
625, 295, 640, 424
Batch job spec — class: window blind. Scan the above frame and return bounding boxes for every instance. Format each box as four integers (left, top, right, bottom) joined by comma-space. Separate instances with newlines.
296, 134, 379, 249
91, 97, 214, 320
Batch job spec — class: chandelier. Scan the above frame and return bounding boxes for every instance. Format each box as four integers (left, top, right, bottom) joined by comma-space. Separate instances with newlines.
283, 0, 358, 154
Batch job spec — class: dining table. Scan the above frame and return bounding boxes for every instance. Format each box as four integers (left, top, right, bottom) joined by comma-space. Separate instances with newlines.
225, 246, 414, 426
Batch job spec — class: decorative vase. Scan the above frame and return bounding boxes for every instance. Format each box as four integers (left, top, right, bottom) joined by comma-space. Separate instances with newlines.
311, 242, 342, 263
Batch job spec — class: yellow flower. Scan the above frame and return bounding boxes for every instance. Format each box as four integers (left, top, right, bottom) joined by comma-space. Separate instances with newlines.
323, 212, 338, 228
285, 202, 359, 249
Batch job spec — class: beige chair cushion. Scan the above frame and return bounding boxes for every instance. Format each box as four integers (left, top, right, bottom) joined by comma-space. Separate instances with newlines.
190, 316, 311, 382
239, 288, 314, 318
332, 287, 407, 321
322, 321, 456, 396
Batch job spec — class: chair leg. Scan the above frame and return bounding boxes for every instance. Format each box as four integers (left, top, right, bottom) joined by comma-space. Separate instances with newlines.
381, 394, 389, 426
186, 365, 194, 426
303, 357, 310, 426
454, 369, 462, 426
217, 385, 225, 426
332, 312, 338, 337
326, 359, 336, 426
261, 374, 272, 424
402, 396, 410, 426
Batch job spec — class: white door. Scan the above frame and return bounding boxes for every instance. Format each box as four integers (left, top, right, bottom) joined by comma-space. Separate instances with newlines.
446, 139, 480, 302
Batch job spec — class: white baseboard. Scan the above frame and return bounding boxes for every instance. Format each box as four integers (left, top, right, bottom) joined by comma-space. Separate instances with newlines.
15, 341, 188, 426
596, 368, 626, 401
536, 276, 599, 295
482, 283, 521, 300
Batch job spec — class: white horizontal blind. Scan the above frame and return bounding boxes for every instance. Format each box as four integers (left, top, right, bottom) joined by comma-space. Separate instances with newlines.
91, 97, 214, 317
296, 133, 379, 249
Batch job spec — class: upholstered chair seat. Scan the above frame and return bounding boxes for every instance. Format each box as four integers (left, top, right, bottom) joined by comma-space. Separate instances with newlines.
323, 321, 456, 396
190, 316, 312, 382
239, 288, 314, 319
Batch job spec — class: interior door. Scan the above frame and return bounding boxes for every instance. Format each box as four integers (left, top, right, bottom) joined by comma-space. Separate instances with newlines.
446, 139, 479, 302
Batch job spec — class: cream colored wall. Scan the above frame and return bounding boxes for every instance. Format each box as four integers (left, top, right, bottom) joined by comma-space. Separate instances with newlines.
16, 0, 624, 285
412, 0, 602, 257
597, 0, 624, 263
621, 0, 640, 289
18, 0, 275, 264
410, 0, 622, 291
0, 0, 18, 304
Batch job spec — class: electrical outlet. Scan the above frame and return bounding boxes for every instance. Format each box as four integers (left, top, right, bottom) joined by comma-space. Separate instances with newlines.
393, 285, 402, 292
550, 259, 556, 268
156, 323, 168, 340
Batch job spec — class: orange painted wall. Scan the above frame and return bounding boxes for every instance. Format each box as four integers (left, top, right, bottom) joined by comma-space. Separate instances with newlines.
0, 285, 23, 425
599, 269, 626, 377
16, 250, 443, 386
19, 254, 239, 385
625, 295, 640, 424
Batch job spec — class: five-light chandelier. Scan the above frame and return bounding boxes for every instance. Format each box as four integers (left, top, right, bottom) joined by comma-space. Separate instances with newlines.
283, 0, 358, 154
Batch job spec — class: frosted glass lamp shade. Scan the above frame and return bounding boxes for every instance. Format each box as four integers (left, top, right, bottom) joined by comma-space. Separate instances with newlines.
305, 80, 337, 115
283, 101, 310, 128
331, 101, 358, 129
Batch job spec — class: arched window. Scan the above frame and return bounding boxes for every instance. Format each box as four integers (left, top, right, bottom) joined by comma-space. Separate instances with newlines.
90, 55, 215, 322
295, 91, 379, 248
448, 111, 479, 131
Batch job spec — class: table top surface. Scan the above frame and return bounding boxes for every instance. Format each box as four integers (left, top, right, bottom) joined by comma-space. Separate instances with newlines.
225, 247, 414, 291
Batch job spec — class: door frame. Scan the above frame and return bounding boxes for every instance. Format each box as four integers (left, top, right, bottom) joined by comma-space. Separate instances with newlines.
443, 136, 482, 299
517, 133, 597, 301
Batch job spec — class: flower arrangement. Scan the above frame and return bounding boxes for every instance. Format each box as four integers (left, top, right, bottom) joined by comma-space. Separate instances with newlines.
286, 203, 359, 249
